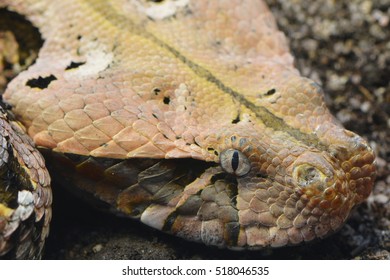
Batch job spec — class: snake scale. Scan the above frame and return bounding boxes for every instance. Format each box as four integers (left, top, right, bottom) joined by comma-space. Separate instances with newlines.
0, 0, 376, 259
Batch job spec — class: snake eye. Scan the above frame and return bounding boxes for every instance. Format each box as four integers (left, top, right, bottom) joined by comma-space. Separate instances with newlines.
220, 149, 251, 176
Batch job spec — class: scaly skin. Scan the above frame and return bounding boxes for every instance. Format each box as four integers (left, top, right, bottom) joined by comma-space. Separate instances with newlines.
0, 101, 51, 259
0, 0, 375, 254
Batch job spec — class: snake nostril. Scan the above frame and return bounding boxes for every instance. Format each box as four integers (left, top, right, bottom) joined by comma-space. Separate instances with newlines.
292, 164, 328, 192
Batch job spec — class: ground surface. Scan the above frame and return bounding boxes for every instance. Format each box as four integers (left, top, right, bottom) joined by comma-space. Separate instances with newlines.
2, 0, 390, 259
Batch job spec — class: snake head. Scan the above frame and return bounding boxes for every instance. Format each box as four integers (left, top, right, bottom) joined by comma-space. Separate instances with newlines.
157, 119, 376, 250
215, 126, 376, 248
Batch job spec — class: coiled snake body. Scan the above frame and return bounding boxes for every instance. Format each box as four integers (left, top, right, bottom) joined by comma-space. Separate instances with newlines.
0, 0, 376, 259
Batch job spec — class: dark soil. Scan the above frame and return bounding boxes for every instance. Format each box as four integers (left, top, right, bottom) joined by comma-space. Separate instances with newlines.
2, 0, 390, 260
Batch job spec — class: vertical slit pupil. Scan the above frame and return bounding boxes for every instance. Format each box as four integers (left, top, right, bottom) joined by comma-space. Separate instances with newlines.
231, 150, 239, 171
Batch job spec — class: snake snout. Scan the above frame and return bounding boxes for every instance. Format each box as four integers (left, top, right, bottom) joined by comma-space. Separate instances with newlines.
329, 130, 376, 205
291, 152, 336, 190
289, 151, 352, 215
293, 163, 329, 192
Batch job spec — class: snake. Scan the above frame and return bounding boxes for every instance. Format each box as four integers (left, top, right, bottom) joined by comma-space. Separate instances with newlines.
0, 0, 376, 259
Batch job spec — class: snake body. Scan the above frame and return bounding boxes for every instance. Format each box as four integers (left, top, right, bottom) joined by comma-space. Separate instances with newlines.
0, 0, 376, 258
0, 101, 51, 259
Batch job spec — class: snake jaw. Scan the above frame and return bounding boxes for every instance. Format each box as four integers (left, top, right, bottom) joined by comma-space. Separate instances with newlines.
235, 141, 376, 248
289, 150, 369, 232
292, 164, 349, 229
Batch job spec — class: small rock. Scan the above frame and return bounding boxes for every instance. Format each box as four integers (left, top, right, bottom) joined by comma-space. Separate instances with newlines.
328, 74, 348, 91
360, 1, 373, 14
92, 244, 103, 253
360, 101, 371, 113
374, 194, 389, 205
386, 175, 390, 184
372, 9, 389, 27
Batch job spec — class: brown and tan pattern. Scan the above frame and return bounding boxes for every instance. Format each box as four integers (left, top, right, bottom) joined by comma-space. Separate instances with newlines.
0, 0, 376, 257
0, 101, 51, 259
